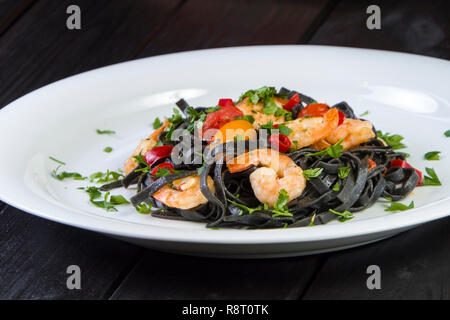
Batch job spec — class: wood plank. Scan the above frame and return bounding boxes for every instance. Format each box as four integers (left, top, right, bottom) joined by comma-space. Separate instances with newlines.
0, 206, 142, 299
111, 250, 325, 300
303, 217, 450, 299
303, 0, 450, 299
112, 0, 334, 300
0, 0, 184, 299
0, 0, 183, 108
0, 0, 36, 36
309, 0, 450, 59
138, 0, 333, 58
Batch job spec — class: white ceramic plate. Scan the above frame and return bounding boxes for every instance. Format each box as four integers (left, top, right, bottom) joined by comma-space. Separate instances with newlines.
0, 46, 449, 258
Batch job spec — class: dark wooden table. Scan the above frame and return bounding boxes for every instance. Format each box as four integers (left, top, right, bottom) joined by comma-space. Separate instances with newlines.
0, 0, 449, 300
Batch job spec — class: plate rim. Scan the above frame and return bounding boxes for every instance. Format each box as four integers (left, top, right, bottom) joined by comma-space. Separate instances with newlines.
1, 44, 449, 245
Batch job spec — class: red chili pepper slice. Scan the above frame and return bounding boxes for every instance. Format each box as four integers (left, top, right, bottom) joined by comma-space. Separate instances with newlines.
390, 159, 423, 185
218, 98, 234, 108
283, 93, 300, 111
151, 162, 175, 175
144, 145, 173, 166
269, 134, 291, 153
338, 110, 345, 126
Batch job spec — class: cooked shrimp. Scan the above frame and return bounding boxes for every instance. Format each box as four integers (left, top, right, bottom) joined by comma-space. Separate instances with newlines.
235, 97, 288, 128
285, 108, 339, 149
124, 119, 169, 174
153, 174, 215, 210
326, 118, 375, 150
227, 148, 305, 206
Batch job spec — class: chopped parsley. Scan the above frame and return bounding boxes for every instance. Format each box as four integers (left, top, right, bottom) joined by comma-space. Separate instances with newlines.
302, 168, 323, 180
385, 200, 414, 212
445, 130, 450, 137
206, 106, 222, 113
259, 121, 292, 136
52, 166, 86, 181
85, 187, 129, 212
338, 166, 351, 179
227, 199, 262, 215
235, 115, 255, 124
103, 146, 113, 153
89, 169, 124, 183
96, 129, 116, 135
152, 117, 163, 129
329, 208, 354, 222
376, 130, 406, 150
239, 86, 292, 120
271, 189, 293, 218
424, 151, 440, 160
306, 139, 344, 158
332, 182, 340, 191
135, 203, 152, 214
308, 213, 317, 226
422, 167, 441, 186
359, 110, 369, 117
49, 156, 66, 165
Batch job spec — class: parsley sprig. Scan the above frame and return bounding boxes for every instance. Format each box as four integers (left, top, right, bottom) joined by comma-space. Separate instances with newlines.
306, 139, 344, 158
302, 168, 323, 180
377, 130, 406, 150
424, 151, 440, 161
422, 167, 441, 186
385, 200, 414, 212
85, 186, 129, 212
329, 208, 354, 222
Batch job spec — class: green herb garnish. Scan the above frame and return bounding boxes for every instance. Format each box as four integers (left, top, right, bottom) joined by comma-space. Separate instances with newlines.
135, 203, 152, 214
96, 129, 115, 135
424, 151, 440, 161
103, 146, 113, 153
332, 182, 340, 191
89, 170, 124, 183
271, 189, 293, 218
376, 131, 406, 150
227, 199, 262, 215
338, 166, 351, 179
52, 166, 86, 181
49, 156, 66, 165
306, 139, 344, 158
329, 209, 354, 222
422, 167, 441, 186
302, 168, 323, 180
152, 117, 163, 129
360, 110, 369, 117
444, 130, 450, 137
85, 187, 129, 212
385, 200, 414, 212
235, 115, 255, 124
206, 106, 222, 113
308, 213, 317, 226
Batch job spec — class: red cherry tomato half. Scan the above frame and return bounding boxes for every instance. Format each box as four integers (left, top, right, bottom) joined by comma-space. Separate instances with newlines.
297, 103, 330, 118
151, 162, 175, 175
283, 93, 300, 111
390, 159, 423, 185
144, 145, 174, 166
202, 105, 244, 140
269, 134, 291, 153
338, 110, 345, 126
218, 99, 234, 108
